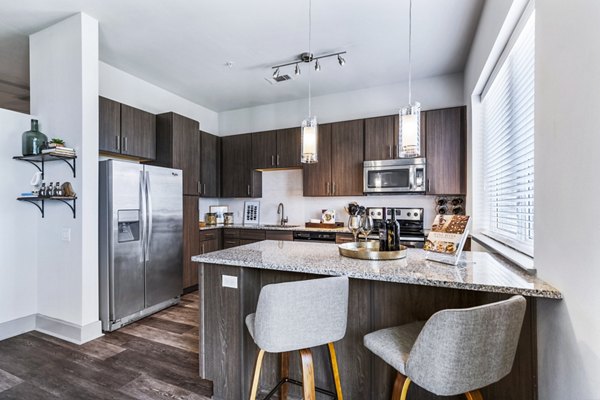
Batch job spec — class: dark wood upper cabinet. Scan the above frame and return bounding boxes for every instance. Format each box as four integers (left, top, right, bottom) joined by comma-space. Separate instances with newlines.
276, 127, 302, 168
364, 115, 397, 161
251, 130, 277, 169
154, 112, 201, 196
99, 97, 121, 154
330, 120, 364, 196
183, 195, 200, 290
303, 124, 332, 196
99, 96, 156, 160
221, 134, 262, 198
424, 106, 466, 195
251, 128, 301, 169
120, 104, 156, 160
200, 131, 220, 197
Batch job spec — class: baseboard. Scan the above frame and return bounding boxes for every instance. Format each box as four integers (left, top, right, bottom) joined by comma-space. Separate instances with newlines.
35, 315, 103, 344
183, 284, 198, 294
0, 314, 36, 341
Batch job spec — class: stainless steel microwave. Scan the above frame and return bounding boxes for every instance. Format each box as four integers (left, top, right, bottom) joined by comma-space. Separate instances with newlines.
363, 158, 427, 194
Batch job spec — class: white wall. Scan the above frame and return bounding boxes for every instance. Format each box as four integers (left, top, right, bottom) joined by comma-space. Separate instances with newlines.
219, 73, 464, 135
536, 0, 600, 398
203, 170, 437, 228
0, 109, 38, 336
99, 62, 219, 135
30, 13, 102, 342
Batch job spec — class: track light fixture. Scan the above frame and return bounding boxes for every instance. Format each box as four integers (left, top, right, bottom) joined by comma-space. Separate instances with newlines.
270, 51, 347, 78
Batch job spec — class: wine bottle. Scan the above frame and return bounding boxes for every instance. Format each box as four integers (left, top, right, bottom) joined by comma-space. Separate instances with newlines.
378, 208, 389, 251
388, 209, 401, 251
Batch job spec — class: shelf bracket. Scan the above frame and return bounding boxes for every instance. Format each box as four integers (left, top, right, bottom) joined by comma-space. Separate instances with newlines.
20, 159, 44, 178
19, 198, 45, 218
58, 157, 76, 177
54, 198, 77, 219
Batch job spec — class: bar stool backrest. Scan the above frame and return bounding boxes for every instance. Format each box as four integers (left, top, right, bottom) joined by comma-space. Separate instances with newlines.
406, 295, 526, 396
253, 276, 349, 353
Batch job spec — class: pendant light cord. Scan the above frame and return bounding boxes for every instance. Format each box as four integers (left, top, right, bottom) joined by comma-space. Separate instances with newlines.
308, 0, 312, 118
408, 0, 412, 105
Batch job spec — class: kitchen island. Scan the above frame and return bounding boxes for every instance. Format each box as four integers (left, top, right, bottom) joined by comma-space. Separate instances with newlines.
192, 240, 561, 400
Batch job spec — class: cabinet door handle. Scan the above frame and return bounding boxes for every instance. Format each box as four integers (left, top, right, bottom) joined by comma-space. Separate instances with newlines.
116, 135, 120, 151
326, 182, 330, 195
247, 185, 250, 196
427, 179, 431, 192
388, 145, 392, 159
122, 137, 128, 152
198, 181, 201, 194
332, 182, 336, 195
276, 154, 280, 166
271, 155, 275, 166
202, 244, 205, 254
203, 184, 206, 195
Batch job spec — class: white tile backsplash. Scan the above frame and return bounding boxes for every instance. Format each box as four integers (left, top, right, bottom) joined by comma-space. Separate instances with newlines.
199, 170, 439, 229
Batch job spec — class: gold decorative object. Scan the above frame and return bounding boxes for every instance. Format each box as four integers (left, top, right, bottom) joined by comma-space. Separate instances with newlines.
338, 241, 407, 261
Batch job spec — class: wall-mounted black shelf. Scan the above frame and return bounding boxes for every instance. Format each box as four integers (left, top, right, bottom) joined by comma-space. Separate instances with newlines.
17, 196, 77, 218
13, 153, 76, 179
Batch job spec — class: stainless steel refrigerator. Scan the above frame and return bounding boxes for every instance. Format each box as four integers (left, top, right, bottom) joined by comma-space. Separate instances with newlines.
99, 160, 183, 332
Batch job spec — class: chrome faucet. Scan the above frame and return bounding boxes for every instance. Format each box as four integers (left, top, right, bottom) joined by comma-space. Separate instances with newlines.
277, 203, 288, 226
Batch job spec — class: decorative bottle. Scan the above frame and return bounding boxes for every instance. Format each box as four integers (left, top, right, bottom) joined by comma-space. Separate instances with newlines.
21, 119, 48, 156
39, 183, 46, 197
379, 208, 389, 251
54, 182, 62, 196
387, 209, 401, 251
46, 183, 54, 198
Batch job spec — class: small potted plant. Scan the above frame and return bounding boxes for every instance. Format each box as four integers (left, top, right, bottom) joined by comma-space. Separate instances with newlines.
48, 138, 65, 148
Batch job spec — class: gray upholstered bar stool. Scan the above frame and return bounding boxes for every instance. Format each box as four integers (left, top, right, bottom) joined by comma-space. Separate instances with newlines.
246, 276, 349, 400
364, 295, 526, 400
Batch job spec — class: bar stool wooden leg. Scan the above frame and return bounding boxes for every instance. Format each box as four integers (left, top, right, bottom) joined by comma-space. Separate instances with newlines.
327, 342, 343, 399
391, 372, 411, 400
299, 348, 316, 400
280, 352, 290, 400
249, 349, 265, 400
465, 390, 483, 400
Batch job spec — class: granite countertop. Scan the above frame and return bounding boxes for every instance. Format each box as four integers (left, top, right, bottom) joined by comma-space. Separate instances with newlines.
192, 240, 562, 299
199, 224, 349, 233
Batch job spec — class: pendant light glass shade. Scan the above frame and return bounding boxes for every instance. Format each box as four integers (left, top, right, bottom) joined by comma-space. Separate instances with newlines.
301, 116, 318, 163
399, 102, 421, 157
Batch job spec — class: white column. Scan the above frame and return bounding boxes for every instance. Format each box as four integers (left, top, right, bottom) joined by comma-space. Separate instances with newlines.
29, 13, 101, 343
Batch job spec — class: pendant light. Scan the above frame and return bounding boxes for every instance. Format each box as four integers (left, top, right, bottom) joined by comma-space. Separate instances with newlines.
399, 0, 421, 158
301, 0, 318, 164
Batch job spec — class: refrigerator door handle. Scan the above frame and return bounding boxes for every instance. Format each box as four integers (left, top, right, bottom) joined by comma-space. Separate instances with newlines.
139, 171, 146, 263
145, 171, 153, 262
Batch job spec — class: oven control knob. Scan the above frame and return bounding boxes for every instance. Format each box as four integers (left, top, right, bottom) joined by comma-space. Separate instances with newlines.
407, 212, 411, 217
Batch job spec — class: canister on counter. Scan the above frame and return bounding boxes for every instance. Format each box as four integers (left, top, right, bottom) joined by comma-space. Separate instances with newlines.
205, 212, 217, 226
224, 212, 234, 225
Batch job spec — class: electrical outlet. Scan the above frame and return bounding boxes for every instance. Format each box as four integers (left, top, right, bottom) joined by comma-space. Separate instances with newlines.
221, 275, 238, 289
61, 228, 71, 242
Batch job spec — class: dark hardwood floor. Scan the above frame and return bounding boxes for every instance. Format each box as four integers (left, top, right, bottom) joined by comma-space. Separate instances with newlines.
0, 292, 212, 399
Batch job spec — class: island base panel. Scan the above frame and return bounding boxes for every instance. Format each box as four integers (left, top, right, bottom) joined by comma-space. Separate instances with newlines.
199, 263, 537, 400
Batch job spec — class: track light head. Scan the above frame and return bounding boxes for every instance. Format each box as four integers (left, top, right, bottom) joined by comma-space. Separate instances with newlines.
338, 54, 345, 66
314, 59, 321, 71
295, 64, 301, 76
273, 68, 280, 78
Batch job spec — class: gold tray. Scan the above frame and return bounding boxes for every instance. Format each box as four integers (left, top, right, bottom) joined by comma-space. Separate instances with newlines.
338, 241, 407, 260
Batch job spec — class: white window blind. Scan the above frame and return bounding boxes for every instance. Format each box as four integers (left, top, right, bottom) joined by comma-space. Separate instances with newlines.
480, 9, 535, 256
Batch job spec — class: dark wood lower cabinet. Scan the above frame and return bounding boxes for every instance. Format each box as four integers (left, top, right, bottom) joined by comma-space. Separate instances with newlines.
183, 196, 200, 290
199, 265, 538, 400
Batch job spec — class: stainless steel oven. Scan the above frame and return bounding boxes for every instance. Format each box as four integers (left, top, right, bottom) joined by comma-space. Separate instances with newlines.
363, 158, 426, 194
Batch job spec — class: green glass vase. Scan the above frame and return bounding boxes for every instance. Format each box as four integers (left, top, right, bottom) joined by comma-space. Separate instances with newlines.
22, 119, 48, 156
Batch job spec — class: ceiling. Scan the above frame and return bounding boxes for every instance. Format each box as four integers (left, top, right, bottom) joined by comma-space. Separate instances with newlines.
0, 0, 483, 113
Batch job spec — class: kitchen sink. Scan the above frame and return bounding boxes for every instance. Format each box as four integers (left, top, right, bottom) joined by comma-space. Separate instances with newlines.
262, 224, 300, 228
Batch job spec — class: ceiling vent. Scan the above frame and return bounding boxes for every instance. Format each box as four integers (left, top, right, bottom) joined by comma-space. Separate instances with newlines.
265, 74, 293, 85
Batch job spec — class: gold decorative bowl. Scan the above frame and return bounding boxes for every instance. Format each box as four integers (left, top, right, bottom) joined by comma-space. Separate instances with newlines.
338, 241, 407, 260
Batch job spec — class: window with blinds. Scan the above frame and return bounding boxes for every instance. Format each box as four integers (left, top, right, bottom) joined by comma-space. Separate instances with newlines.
479, 9, 535, 256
